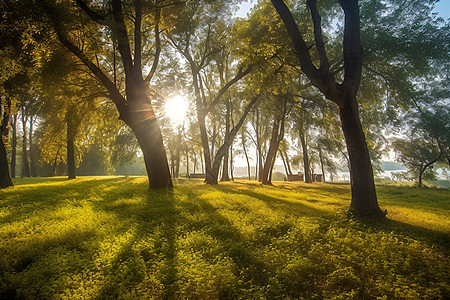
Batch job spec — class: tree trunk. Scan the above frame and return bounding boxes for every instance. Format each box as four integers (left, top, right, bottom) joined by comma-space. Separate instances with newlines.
21, 110, 30, 178
186, 150, 189, 178
29, 118, 37, 177
10, 114, 17, 178
271, 0, 383, 216
131, 117, 172, 188
1, 105, 13, 188
221, 100, 231, 181
242, 132, 251, 180
319, 148, 326, 183
338, 94, 383, 216
418, 166, 424, 188
261, 119, 281, 185
205, 95, 259, 184
300, 130, 311, 183
283, 150, 293, 176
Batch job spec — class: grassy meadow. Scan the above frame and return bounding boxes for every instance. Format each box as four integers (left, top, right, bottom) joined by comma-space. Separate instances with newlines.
0, 177, 449, 299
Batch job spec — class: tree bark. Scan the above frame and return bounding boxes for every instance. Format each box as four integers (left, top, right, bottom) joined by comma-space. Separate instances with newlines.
261, 119, 281, 185
300, 130, 311, 183
319, 148, 326, 183
21, 109, 30, 178
29, 118, 37, 177
10, 114, 17, 178
242, 131, 251, 180
131, 117, 172, 188
1, 102, 13, 188
221, 100, 231, 181
338, 93, 382, 216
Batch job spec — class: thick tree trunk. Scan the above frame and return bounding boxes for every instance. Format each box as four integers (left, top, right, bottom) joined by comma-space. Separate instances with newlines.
10, 114, 17, 178
339, 94, 383, 216
0, 136, 13, 188
300, 131, 311, 183
130, 117, 172, 188
418, 167, 424, 188
21, 110, 30, 178
1, 106, 13, 188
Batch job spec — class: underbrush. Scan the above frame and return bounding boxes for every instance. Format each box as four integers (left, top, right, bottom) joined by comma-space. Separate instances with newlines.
0, 177, 448, 299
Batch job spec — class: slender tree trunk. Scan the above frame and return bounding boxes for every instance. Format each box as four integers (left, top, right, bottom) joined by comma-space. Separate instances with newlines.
10, 114, 17, 178
280, 151, 289, 179
186, 150, 189, 178
66, 107, 77, 180
319, 148, 326, 183
242, 132, 251, 180
262, 119, 281, 185
338, 93, 383, 216
230, 142, 234, 181
283, 150, 293, 176
1, 103, 13, 188
300, 130, 311, 183
29, 118, 37, 177
221, 100, 231, 181
21, 109, 30, 178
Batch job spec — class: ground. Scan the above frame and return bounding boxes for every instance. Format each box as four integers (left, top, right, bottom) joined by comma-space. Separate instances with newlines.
0, 177, 449, 299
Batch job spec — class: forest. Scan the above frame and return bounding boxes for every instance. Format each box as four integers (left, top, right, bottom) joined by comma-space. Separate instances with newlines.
0, 0, 449, 298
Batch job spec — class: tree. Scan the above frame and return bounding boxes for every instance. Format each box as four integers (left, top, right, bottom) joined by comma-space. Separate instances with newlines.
39, 0, 172, 188
392, 138, 442, 187
168, 2, 258, 184
270, 0, 384, 216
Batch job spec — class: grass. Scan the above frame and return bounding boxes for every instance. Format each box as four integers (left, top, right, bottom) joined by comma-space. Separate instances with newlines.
0, 177, 449, 299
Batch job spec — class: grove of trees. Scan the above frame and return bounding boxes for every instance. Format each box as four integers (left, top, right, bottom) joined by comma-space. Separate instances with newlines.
1, 0, 448, 217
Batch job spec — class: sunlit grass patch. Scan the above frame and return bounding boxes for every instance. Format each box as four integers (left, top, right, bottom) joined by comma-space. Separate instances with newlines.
0, 177, 448, 299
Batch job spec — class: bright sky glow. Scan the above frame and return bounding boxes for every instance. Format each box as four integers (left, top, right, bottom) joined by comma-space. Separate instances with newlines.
164, 95, 189, 127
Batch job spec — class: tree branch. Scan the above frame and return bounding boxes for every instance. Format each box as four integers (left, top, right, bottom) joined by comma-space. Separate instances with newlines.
145, 8, 161, 83
75, 0, 106, 25
41, 1, 128, 117
206, 66, 252, 114
134, 0, 142, 75
111, 0, 134, 76
307, 0, 330, 73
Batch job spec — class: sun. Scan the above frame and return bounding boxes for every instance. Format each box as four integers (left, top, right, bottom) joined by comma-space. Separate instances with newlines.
164, 95, 189, 126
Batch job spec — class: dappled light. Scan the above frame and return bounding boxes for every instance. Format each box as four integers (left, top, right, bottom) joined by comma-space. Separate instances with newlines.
0, 177, 448, 298
1, 0, 449, 298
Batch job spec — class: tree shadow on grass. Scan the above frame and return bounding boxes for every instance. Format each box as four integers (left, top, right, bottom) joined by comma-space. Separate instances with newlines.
213, 184, 333, 219
92, 188, 178, 299
355, 216, 450, 252
176, 195, 274, 294
0, 177, 132, 225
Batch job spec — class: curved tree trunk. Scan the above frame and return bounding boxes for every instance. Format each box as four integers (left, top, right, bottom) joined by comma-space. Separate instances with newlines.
339, 94, 383, 216
131, 117, 172, 189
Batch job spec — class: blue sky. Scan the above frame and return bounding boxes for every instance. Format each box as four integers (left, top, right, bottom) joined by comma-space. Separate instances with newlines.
237, 1, 450, 20
434, 0, 450, 19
